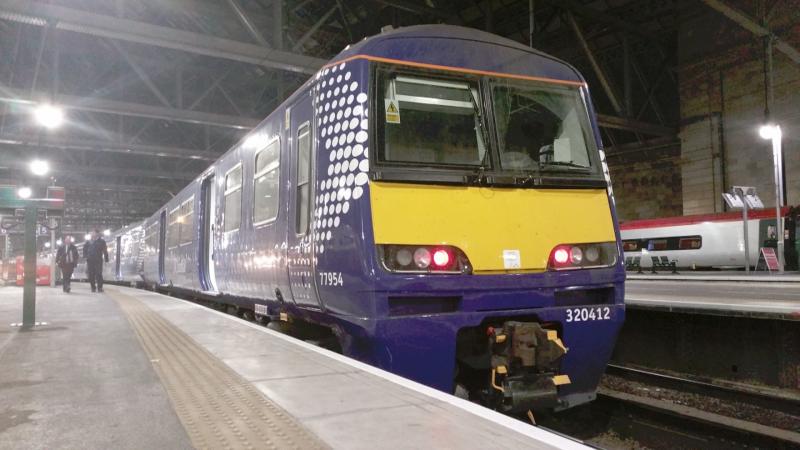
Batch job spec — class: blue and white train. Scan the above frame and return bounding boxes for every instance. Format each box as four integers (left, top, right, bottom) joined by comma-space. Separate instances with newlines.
101, 25, 625, 413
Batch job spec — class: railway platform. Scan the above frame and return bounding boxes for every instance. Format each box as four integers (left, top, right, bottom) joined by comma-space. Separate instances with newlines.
0, 285, 584, 450
625, 278, 800, 320
615, 278, 800, 396
628, 271, 800, 283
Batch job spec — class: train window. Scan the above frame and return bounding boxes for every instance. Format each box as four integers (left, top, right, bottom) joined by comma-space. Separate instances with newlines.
254, 139, 280, 225
223, 164, 242, 232
491, 79, 595, 173
146, 223, 158, 251
622, 240, 639, 251
678, 236, 702, 249
167, 207, 180, 248
296, 123, 311, 234
649, 239, 668, 251
179, 197, 194, 245
379, 74, 487, 167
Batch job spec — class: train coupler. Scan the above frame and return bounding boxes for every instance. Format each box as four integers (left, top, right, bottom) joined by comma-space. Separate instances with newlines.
487, 321, 570, 413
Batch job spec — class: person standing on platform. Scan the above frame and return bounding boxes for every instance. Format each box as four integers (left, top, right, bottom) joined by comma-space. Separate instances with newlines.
55, 236, 80, 293
83, 229, 109, 293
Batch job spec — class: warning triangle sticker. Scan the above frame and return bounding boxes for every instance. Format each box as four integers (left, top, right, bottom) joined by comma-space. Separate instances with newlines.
385, 98, 400, 124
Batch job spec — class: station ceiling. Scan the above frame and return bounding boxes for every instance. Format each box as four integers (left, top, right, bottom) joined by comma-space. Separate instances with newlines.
0, 0, 683, 232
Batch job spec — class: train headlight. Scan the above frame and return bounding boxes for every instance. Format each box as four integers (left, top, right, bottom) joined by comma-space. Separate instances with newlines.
570, 247, 583, 264
379, 245, 471, 274
585, 245, 600, 263
548, 242, 617, 270
413, 248, 431, 269
396, 248, 413, 266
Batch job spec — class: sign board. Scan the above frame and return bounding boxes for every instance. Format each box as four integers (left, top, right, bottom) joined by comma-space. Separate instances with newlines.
759, 247, 780, 271
744, 194, 764, 208
722, 193, 743, 208
0, 185, 65, 213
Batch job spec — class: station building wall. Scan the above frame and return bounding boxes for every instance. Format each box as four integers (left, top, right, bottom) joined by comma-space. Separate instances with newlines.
678, 1, 800, 215
608, 145, 683, 221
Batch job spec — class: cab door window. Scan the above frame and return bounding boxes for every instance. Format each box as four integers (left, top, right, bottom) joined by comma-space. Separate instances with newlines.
295, 124, 311, 234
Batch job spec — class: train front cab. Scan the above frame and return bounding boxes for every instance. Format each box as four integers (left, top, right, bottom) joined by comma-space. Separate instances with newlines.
309, 50, 625, 414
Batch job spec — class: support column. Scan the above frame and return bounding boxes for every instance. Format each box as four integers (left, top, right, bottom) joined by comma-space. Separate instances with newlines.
23, 206, 37, 327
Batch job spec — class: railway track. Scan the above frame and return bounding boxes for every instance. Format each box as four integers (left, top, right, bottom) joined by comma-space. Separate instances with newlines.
538, 389, 799, 449
605, 363, 800, 417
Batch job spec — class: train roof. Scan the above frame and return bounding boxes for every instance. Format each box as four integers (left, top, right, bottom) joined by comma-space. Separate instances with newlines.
620, 207, 791, 230
328, 24, 585, 85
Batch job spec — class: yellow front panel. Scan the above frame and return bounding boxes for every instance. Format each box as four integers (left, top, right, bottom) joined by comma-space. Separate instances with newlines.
369, 182, 615, 272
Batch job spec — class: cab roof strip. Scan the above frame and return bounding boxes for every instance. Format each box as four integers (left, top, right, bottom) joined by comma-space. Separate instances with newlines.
327, 24, 585, 84
323, 54, 586, 88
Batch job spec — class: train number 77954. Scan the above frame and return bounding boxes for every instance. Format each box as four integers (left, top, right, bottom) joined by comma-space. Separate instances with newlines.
565, 307, 611, 322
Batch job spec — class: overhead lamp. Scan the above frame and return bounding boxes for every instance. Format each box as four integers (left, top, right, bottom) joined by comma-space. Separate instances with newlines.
56, 239, 63, 246
759, 124, 781, 140
44, 242, 51, 248
29, 159, 50, 176
758, 122, 785, 272
17, 186, 32, 199
33, 104, 64, 129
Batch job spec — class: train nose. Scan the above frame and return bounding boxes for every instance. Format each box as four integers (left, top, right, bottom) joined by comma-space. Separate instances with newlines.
369, 182, 616, 272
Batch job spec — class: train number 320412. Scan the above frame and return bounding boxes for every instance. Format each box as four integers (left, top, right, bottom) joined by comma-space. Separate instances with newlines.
566, 307, 611, 322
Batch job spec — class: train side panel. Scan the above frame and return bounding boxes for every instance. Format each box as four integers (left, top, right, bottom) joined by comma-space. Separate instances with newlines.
163, 187, 202, 291
622, 220, 761, 268
118, 222, 144, 283
140, 215, 161, 285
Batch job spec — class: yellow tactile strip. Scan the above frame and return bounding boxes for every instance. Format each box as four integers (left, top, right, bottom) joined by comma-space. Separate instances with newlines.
109, 289, 329, 450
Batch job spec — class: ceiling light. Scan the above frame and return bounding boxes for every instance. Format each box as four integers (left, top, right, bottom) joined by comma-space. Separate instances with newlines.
29, 159, 49, 176
33, 104, 64, 129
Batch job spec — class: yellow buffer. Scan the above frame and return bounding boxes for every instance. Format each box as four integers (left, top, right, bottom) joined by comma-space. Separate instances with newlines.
369, 182, 616, 272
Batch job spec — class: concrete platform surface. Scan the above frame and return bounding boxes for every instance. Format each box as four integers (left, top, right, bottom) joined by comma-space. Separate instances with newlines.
626, 279, 800, 320
0, 285, 585, 449
627, 271, 800, 282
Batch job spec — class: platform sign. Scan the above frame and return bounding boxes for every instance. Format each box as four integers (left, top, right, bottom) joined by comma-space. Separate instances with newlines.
722, 193, 743, 208
759, 247, 780, 271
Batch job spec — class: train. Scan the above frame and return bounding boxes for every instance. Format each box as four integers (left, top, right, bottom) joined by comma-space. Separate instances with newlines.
95, 25, 625, 413
621, 207, 800, 270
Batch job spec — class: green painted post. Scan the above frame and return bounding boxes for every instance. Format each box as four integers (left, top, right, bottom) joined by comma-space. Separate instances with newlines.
23, 206, 37, 327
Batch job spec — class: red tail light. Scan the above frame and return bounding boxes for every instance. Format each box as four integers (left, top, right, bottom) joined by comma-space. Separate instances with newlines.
432, 248, 451, 268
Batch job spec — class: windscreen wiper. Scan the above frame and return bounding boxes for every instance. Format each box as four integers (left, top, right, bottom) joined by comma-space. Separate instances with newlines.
539, 161, 592, 172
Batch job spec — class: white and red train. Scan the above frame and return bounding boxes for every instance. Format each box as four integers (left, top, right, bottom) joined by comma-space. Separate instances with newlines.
620, 207, 799, 270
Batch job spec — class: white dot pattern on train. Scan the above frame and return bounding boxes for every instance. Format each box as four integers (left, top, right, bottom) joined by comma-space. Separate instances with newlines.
312, 62, 369, 255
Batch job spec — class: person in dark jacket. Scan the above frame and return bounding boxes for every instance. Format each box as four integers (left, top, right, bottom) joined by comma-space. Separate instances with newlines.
55, 236, 80, 293
83, 229, 109, 293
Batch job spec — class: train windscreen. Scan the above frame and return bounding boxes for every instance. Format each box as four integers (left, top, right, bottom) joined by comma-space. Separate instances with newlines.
379, 75, 488, 167
491, 80, 594, 173
375, 68, 604, 186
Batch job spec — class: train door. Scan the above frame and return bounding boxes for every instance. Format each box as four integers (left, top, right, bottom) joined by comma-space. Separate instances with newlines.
114, 236, 121, 279
199, 174, 217, 292
286, 95, 322, 309
158, 210, 166, 285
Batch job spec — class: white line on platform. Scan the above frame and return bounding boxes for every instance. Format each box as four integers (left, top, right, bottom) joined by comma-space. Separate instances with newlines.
626, 296, 798, 313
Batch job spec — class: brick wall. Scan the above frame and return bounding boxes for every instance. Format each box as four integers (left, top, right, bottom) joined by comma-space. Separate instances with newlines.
679, 1, 800, 214
608, 145, 683, 221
